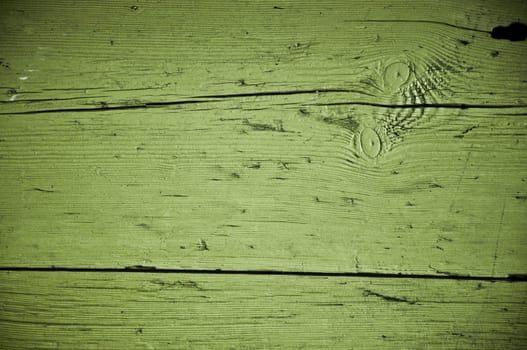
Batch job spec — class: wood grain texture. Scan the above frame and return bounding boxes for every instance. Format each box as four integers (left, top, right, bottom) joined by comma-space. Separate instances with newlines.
0, 271, 525, 349
1, 101, 526, 276
0, 1, 526, 348
0, 0, 526, 113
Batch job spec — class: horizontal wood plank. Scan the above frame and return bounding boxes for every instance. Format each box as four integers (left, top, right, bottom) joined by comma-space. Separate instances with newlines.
0, 0, 526, 113
1, 101, 526, 276
0, 271, 525, 349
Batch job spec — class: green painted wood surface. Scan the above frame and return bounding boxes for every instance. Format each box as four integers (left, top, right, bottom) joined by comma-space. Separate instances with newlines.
0, 0, 526, 114
0, 0, 526, 348
1, 102, 526, 276
1, 271, 526, 349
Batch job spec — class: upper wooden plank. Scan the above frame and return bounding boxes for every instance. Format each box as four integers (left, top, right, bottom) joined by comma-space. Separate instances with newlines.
1, 100, 526, 276
0, 0, 526, 113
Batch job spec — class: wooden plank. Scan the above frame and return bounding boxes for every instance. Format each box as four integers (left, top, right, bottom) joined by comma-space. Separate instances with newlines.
1, 101, 526, 276
1, 0, 526, 113
0, 271, 525, 349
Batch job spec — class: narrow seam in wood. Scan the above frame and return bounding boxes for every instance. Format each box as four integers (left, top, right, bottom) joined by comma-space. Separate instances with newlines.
0, 267, 525, 282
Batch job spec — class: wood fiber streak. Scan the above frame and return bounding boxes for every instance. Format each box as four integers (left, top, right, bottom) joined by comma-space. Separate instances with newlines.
0, 0, 526, 113
0, 271, 525, 349
1, 102, 525, 276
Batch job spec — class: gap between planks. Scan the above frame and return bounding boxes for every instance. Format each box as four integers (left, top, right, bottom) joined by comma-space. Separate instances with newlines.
1, 267, 526, 282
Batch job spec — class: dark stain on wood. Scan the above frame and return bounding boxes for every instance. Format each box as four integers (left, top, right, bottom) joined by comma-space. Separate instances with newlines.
150, 278, 201, 290
243, 118, 286, 132
198, 239, 209, 251
491, 22, 527, 41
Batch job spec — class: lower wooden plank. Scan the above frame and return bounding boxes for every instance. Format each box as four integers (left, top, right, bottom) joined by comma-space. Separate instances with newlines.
0, 271, 525, 349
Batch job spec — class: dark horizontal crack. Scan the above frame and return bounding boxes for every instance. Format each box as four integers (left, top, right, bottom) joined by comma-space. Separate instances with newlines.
0, 266, 525, 282
351, 19, 527, 42
41, 87, 108, 91
1, 89, 525, 115
0, 95, 109, 103
103, 87, 166, 92
317, 102, 527, 109
362, 289, 416, 304
344, 19, 490, 34
31, 187, 55, 193
0, 99, 218, 115
193, 88, 375, 99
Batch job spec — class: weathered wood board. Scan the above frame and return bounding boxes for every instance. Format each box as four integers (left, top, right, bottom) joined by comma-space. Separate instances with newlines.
1, 102, 526, 276
0, 271, 525, 349
0, 0, 526, 114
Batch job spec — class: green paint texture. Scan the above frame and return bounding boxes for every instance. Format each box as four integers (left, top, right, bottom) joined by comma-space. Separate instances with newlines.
0, 0, 526, 348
